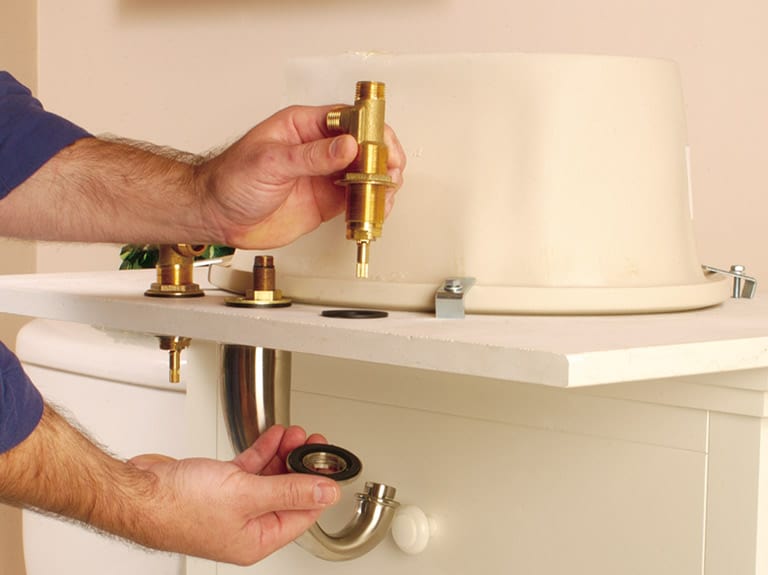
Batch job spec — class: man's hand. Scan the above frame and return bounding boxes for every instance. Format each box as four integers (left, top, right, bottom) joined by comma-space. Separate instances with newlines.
0, 105, 406, 249
197, 105, 406, 249
0, 405, 340, 566
128, 425, 338, 565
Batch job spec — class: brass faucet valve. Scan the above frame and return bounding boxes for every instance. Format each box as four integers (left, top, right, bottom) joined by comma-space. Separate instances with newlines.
145, 244, 204, 382
326, 81, 395, 279
145, 243, 207, 298
158, 335, 191, 384
225, 255, 292, 308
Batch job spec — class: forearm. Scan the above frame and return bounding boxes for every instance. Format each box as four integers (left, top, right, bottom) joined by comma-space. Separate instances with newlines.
0, 137, 221, 245
0, 403, 340, 564
0, 404, 161, 547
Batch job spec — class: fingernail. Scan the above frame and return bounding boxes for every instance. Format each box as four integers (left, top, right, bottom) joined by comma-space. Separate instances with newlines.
388, 168, 402, 184
330, 136, 344, 159
314, 482, 340, 505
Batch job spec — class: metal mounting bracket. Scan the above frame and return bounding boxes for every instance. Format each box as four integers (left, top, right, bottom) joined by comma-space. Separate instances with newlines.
702, 265, 757, 299
435, 277, 476, 319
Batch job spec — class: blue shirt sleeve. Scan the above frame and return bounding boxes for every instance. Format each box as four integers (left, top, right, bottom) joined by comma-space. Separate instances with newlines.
0, 342, 44, 454
0, 71, 86, 451
0, 70, 92, 199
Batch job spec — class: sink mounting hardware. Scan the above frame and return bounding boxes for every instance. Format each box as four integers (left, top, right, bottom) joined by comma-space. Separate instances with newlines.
225, 255, 292, 308
702, 265, 757, 299
435, 277, 476, 318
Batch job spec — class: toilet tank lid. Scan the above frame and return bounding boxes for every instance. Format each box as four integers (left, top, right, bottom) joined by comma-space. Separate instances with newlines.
16, 319, 186, 392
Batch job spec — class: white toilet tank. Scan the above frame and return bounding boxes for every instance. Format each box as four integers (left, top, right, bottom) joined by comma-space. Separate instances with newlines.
16, 319, 187, 575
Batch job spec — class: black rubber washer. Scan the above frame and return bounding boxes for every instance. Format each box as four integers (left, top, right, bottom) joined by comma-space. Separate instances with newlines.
286, 444, 363, 483
321, 309, 389, 319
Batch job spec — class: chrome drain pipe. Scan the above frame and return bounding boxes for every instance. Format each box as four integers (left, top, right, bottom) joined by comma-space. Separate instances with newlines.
220, 344, 399, 561
221, 345, 291, 452
296, 482, 399, 561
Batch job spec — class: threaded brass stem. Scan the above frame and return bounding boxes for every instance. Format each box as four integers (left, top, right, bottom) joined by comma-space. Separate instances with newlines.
356, 81, 385, 101
252, 255, 276, 291
326, 110, 342, 131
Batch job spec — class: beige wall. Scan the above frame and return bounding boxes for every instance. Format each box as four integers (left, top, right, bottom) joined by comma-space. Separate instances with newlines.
0, 0, 38, 335
0, 0, 36, 89
0, 0, 36, 572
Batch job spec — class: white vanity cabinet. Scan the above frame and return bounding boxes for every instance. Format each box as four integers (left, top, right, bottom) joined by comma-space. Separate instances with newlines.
1, 269, 767, 574
197, 358, 765, 575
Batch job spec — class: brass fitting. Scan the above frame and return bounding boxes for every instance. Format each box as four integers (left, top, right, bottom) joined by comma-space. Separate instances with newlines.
225, 255, 292, 308
144, 244, 204, 383
158, 335, 191, 384
144, 244, 207, 298
327, 81, 395, 279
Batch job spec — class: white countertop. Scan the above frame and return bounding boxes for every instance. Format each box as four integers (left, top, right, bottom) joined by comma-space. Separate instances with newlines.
0, 268, 766, 388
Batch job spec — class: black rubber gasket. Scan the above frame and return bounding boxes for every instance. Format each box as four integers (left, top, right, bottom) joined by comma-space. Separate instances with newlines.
286, 444, 363, 483
321, 309, 389, 319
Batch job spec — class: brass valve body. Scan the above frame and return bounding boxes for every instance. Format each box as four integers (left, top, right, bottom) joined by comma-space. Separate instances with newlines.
225, 255, 292, 308
145, 243, 207, 298
327, 81, 395, 279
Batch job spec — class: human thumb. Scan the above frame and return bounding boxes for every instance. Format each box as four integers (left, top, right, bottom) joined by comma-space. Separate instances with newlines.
255, 473, 341, 512
277, 134, 357, 179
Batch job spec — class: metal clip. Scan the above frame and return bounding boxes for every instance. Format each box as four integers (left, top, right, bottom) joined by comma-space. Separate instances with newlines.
702, 265, 757, 299
435, 277, 476, 319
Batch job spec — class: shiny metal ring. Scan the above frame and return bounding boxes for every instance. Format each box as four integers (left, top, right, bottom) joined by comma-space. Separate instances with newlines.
287, 444, 363, 483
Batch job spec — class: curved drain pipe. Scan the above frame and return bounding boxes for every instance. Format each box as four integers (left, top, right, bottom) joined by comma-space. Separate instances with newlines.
221, 344, 399, 561
221, 345, 291, 453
